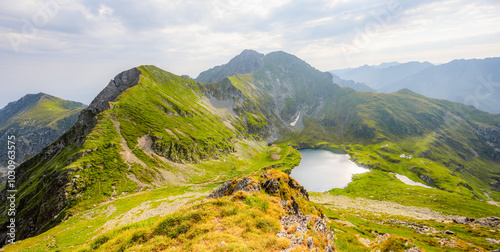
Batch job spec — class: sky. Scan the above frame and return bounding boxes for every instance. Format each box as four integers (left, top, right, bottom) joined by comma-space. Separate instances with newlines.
1, 0, 499, 108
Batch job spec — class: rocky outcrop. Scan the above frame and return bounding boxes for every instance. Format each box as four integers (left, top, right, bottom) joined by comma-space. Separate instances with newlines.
74, 68, 141, 137
277, 215, 334, 252
196, 49, 264, 83
452, 216, 500, 228
152, 136, 235, 163
207, 177, 261, 199
260, 169, 309, 201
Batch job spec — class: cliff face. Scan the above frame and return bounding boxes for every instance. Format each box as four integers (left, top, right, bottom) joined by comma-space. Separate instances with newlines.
0, 93, 86, 176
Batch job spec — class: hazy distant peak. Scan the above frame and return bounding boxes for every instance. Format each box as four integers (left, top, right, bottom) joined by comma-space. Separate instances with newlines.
373, 62, 400, 69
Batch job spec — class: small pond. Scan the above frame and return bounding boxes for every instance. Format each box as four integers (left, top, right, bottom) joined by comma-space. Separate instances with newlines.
289, 149, 369, 192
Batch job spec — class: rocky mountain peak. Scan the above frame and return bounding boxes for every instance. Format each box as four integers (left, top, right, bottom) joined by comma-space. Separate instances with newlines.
195, 49, 264, 83
85, 67, 141, 114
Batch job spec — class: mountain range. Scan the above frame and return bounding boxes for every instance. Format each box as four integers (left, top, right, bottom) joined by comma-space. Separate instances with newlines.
331, 58, 500, 114
1, 50, 500, 251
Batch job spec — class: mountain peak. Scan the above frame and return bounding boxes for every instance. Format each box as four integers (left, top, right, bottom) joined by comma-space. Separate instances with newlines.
86, 67, 141, 114
237, 49, 263, 57
195, 49, 264, 83
0, 93, 54, 124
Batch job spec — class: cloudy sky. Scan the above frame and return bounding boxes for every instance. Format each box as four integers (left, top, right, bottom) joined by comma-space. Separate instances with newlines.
1, 0, 499, 107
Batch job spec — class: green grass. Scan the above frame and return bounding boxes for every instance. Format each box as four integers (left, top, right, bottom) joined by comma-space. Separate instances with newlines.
329, 170, 500, 218
2, 185, 199, 252
321, 204, 500, 252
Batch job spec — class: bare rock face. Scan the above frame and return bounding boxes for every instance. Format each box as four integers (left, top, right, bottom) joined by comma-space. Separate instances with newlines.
453, 216, 500, 228
74, 68, 141, 137
473, 125, 500, 162
473, 216, 500, 228
86, 68, 142, 114
277, 215, 335, 252
262, 178, 280, 194
287, 178, 309, 201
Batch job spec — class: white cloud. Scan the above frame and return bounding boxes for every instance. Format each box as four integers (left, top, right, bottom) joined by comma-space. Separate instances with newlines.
0, 0, 499, 107
98, 5, 113, 16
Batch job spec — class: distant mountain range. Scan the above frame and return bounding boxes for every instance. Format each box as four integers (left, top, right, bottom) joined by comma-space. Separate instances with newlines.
331, 58, 500, 114
0, 93, 86, 180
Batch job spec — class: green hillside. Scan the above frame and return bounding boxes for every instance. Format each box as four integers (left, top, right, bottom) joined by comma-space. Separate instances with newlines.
0, 93, 86, 169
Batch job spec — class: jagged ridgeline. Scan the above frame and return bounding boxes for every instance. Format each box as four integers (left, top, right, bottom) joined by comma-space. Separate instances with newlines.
1, 50, 500, 244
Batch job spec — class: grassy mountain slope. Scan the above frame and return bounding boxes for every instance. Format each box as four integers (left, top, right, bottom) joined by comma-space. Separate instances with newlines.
0, 93, 86, 171
195, 49, 264, 83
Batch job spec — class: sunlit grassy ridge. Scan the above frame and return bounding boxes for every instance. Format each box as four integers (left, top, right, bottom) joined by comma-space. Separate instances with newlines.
75, 169, 328, 252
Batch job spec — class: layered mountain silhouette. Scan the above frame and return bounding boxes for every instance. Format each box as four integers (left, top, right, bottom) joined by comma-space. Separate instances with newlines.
331, 58, 500, 114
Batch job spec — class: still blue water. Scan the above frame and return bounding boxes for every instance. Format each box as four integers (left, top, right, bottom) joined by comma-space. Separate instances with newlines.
289, 149, 369, 192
